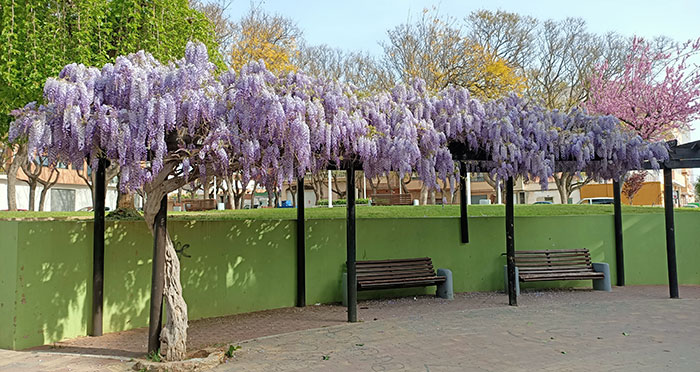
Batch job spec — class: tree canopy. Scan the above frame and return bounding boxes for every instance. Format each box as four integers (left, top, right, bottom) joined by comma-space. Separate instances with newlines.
10, 42, 667, 196
0, 0, 222, 136
587, 37, 700, 141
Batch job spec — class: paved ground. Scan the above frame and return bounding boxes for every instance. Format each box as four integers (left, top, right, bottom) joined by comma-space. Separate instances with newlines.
0, 350, 129, 372
3, 286, 700, 371
216, 297, 700, 371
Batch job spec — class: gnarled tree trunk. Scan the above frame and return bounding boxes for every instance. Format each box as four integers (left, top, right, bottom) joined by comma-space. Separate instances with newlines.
143, 166, 189, 361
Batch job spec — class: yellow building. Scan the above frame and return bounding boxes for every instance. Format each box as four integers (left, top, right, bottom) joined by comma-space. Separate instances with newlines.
579, 169, 695, 206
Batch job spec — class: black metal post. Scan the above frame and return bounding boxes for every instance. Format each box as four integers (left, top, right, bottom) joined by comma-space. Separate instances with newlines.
613, 180, 624, 286
663, 168, 679, 299
505, 177, 517, 306
296, 177, 306, 307
459, 162, 469, 243
90, 157, 107, 336
148, 196, 167, 355
346, 163, 357, 322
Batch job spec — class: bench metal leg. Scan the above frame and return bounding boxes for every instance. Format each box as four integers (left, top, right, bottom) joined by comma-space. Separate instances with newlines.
503, 265, 520, 296
436, 268, 454, 300
592, 262, 612, 292
341, 272, 348, 306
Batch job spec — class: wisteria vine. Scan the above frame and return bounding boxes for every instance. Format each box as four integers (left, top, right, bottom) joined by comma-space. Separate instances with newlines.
9, 42, 668, 194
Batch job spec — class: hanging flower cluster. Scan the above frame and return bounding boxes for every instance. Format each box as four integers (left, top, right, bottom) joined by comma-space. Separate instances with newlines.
10, 42, 668, 193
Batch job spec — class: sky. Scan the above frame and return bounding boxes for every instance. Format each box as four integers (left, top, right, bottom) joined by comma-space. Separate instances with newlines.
222, 0, 700, 140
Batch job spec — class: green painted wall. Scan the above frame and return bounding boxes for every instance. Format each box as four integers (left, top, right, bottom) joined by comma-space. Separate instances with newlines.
11, 222, 92, 350
624, 214, 700, 285
1, 213, 700, 350
0, 221, 18, 349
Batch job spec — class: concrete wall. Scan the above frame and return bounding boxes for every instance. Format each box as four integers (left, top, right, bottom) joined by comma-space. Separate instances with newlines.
1, 214, 699, 350
0, 176, 117, 211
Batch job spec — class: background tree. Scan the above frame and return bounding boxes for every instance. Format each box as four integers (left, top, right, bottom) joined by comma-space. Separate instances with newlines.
622, 171, 648, 205
296, 44, 393, 92
467, 10, 538, 69
20, 157, 59, 211
190, 0, 235, 63
587, 37, 700, 141
382, 8, 523, 98
229, 6, 301, 74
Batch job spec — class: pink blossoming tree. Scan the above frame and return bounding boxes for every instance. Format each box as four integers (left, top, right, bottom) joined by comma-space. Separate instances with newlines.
587, 37, 700, 141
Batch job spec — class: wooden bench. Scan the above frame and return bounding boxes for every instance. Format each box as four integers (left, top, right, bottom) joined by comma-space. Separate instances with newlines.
342, 257, 453, 305
504, 249, 611, 295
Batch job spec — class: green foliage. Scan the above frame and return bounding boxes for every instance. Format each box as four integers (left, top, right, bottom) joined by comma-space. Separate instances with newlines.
316, 198, 370, 206
106, 208, 144, 221
146, 349, 162, 362
225, 345, 240, 358
695, 176, 700, 202
0, 0, 223, 137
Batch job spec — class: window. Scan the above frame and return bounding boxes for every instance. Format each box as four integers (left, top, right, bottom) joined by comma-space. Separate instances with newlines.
519, 192, 525, 204
51, 189, 76, 211
471, 173, 485, 182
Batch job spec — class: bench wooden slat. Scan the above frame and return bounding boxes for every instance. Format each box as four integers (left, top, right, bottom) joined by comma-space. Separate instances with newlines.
515, 255, 592, 262
360, 275, 446, 285
516, 265, 594, 273
356, 257, 431, 265
358, 271, 437, 281
359, 277, 446, 290
357, 265, 434, 274
515, 249, 590, 254
520, 273, 604, 282
515, 262, 592, 268
520, 271, 604, 278
518, 267, 596, 273
357, 261, 433, 267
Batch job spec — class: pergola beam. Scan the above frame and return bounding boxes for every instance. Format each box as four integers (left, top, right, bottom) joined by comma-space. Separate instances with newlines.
663, 168, 679, 299
459, 162, 469, 244
346, 163, 358, 322
505, 177, 517, 306
613, 180, 625, 286
90, 157, 107, 336
296, 177, 306, 307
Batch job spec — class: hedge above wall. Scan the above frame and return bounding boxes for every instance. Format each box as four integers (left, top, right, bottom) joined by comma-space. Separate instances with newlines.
1, 212, 699, 350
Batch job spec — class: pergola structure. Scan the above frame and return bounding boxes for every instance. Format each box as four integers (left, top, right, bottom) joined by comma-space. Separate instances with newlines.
86, 139, 689, 341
